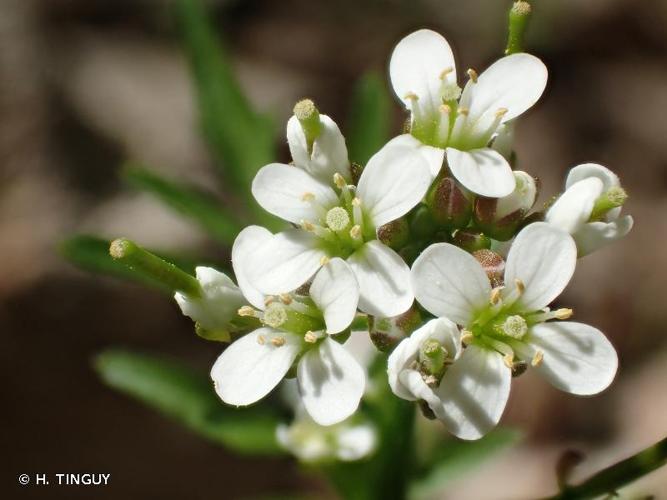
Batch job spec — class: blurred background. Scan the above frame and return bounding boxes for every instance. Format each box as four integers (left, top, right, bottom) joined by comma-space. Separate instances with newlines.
2, 0, 666, 498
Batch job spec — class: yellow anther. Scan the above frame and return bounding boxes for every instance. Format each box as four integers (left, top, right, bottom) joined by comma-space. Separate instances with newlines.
531, 350, 544, 367
257, 335, 266, 345
304, 331, 318, 343
503, 353, 515, 369
279, 293, 293, 305
515, 278, 525, 294
264, 295, 275, 306
333, 172, 346, 189
439, 104, 451, 114
495, 107, 509, 118
320, 256, 330, 266
271, 336, 286, 347
461, 330, 474, 345
301, 220, 315, 232
466, 68, 478, 83
554, 308, 573, 320
349, 225, 362, 239
404, 91, 419, 101
301, 192, 315, 202
457, 107, 469, 116
490, 287, 503, 305
238, 306, 256, 317
351, 197, 362, 207
439, 67, 454, 79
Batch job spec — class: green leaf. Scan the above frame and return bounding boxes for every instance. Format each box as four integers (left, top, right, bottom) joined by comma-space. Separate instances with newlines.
94, 349, 285, 455
174, 0, 277, 228
410, 428, 522, 499
123, 165, 242, 245
347, 71, 392, 165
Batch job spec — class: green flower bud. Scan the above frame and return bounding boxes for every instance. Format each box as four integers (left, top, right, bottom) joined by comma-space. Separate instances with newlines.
426, 176, 471, 229
377, 217, 410, 250
452, 229, 491, 253
369, 306, 422, 352
410, 204, 435, 238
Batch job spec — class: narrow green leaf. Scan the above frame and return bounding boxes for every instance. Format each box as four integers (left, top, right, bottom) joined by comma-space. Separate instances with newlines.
410, 428, 522, 498
174, 0, 276, 228
94, 349, 285, 455
347, 71, 392, 165
123, 165, 242, 245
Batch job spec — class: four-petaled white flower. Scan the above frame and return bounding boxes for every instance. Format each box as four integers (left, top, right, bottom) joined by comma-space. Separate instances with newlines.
410, 222, 618, 439
388, 29, 547, 197
248, 138, 432, 318
546, 163, 633, 256
211, 226, 366, 426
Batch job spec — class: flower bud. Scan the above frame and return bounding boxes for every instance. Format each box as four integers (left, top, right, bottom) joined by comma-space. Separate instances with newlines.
409, 204, 435, 238
452, 229, 491, 253
369, 306, 422, 352
472, 249, 505, 287
377, 217, 410, 250
426, 176, 471, 229
474, 171, 537, 241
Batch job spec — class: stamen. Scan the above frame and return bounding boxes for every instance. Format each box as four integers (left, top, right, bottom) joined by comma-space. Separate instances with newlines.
279, 293, 293, 305
554, 308, 573, 320
495, 107, 508, 118
320, 256, 330, 266
301, 192, 315, 202
503, 353, 515, 369
238, 306, 257, 317
439, 67, 454, 80
333, 172, 346, 189
301, 220, 315, 232
404, 92, 418, 101
264, 295, 275, 306
257, 335, 266, 345
352, 197, 364, 229
466, 68, 478, 83
436, 104, 452, 144
461, 329, 474, 345
490, 287, 503, 305
502, 278, 525, 305
458, 107, 469, 116
350, 224, 362, 240
304, 331, 318, 343
531, 350, 544, 367
271, 336, 286, 347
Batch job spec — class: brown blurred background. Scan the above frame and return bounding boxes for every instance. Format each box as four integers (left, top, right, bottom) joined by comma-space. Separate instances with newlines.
2, 0, 666, 498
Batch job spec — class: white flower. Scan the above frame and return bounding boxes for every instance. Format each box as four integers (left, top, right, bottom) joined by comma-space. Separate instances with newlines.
174, 267, 246, 334
211, 233, 366, 426
387, 318, 461, 409
388, 29, 547, 197
411, 222, 618, 440
248, 140, 432, 317
276, 411, 377, 463
546, 163, 633, 256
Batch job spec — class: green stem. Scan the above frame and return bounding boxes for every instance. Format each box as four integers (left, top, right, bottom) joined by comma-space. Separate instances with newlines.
546, 437, 667, 500
109, 238, 201, 297
505, 1, 532, 55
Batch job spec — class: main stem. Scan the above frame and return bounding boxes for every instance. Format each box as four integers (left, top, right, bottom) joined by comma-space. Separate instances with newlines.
546, 437, 667, 499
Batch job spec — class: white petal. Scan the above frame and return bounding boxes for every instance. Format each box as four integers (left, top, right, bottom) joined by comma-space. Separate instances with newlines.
247, 229, 326, 294
232, 226, 273, 309
546, 177, 604, 234
433, 345, 511, 440
494, 171, 537, 220
310, 258, 359, 334
251, 163, 338, 224
389, 29, 457, 113
517, 321, 618, 395
574, 215, 634, 257
287, 115, 350, 183
446, 147, 516, 198
174, 267, 245, 331
347, 241, 413, 317
211, 328, 301, 406
386, 134, 445, 178
297, 337, 365, 426
411, 243, 491, 325
565, 163, 620, 191
356, 143, 432, 227
504, 222, 577, 311
467, 53, 547, 124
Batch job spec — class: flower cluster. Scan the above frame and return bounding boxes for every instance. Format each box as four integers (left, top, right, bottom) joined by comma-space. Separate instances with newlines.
175, 28, 632, 449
